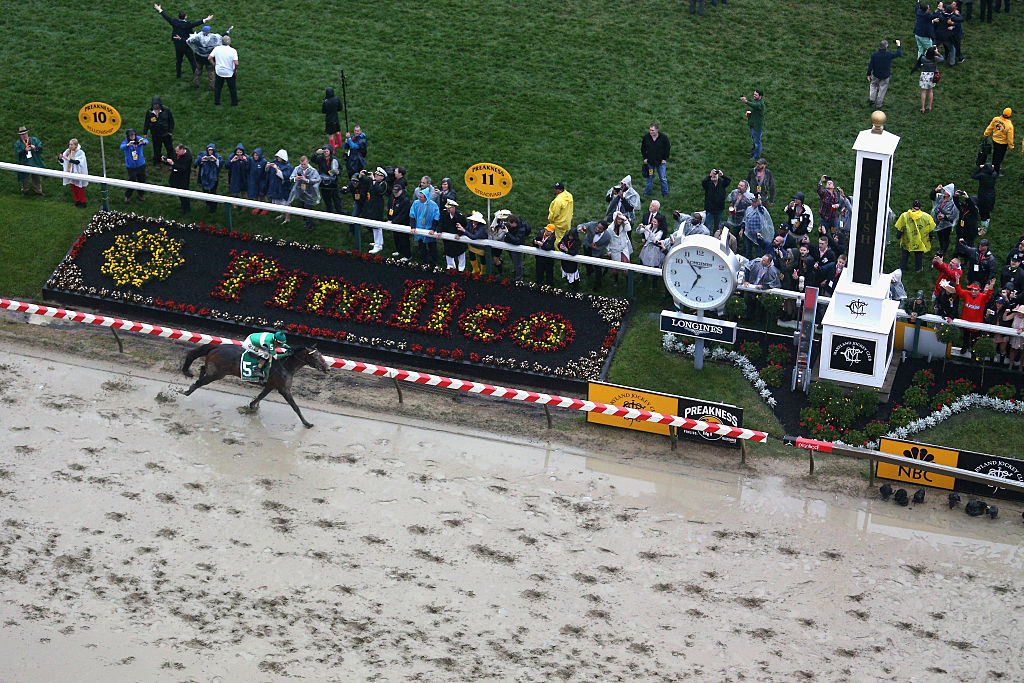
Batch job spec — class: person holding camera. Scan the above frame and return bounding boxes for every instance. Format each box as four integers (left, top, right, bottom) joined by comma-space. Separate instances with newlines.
605, 175, 640, 223
120, 129, 148, 203
193, 142, 223, 213
783, 192, 814, 247
701, 168, 731, 232
911, 45, 942, 113
533, 223, 558, 286
816, 175, 842, 231
313, 145, 341, 214
640, 125, 670, 197
288, 155, 322, 231
930, 183, 959, 254
226, 144, 250, 207
343, 125, 367, 177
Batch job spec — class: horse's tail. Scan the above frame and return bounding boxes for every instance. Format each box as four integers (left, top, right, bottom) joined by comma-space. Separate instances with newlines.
181, 344, 216, 377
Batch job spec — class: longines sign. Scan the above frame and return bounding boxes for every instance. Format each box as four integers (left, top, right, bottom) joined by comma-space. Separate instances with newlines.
659, 310, 737, 344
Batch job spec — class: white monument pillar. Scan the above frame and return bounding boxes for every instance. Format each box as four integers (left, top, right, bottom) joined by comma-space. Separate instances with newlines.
818, 112, 900, 388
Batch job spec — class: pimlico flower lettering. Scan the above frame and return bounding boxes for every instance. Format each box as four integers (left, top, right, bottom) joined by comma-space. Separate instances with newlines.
45, 213, 631, 380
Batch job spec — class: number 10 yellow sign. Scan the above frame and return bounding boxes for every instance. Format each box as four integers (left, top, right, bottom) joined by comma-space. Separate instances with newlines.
464, 162, 513, 199
78, 102, 122, 137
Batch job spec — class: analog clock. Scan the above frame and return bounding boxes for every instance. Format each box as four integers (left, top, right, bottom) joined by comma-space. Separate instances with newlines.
662, 234, 739, 310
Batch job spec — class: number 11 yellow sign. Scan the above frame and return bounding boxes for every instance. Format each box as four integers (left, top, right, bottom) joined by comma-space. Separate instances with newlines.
464, 163, 513, 199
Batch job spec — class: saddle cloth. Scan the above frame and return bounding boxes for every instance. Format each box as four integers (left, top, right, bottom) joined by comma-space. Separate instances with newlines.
240, 351, 266, 382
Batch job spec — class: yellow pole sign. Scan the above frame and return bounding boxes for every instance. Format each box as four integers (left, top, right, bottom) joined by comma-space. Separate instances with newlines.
78, 102, 122, 137
464, 162, 513, 199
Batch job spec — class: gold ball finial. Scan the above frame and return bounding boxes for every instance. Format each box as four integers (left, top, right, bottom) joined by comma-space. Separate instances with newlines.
871, 110, 886, 134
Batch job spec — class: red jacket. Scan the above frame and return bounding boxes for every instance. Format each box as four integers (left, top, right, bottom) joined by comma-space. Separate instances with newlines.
955, 284, 993, 324
933, 261, 962, 298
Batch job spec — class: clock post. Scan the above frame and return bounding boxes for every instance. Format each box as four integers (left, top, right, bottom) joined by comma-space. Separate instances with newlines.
661, 229, 740, 370
818, 112, 901, 388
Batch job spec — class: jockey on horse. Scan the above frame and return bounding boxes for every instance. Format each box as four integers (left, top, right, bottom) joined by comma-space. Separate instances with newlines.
241, 330, 290, 381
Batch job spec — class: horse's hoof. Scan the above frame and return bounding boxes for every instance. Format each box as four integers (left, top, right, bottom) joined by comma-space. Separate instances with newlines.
303, 422, 314, 429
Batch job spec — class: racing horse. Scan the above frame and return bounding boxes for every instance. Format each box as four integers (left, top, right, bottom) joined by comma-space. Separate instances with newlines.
181, 344, 329, 428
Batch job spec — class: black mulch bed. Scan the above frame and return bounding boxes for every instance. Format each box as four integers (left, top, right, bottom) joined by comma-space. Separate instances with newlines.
721, 329, 1022, 438
43, 212, 632, 391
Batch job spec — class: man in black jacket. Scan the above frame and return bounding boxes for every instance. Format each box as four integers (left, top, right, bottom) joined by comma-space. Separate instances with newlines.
503, 214, 529, 282
162, 143, 192, 214
702, 168, 731, 233
641, 124, 671, 197
143, 96, 175, 164
154, 4, 212, 78
387, 183, 412, 260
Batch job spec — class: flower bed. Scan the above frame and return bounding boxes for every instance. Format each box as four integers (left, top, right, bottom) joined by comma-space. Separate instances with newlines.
45, 212, 631, 384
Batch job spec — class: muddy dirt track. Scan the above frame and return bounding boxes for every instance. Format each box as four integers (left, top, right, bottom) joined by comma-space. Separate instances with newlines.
0, 316, 1022, 681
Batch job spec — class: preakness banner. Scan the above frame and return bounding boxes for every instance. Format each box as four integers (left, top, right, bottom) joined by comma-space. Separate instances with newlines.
876, 438, 1024, 502
587, 381, 743, 448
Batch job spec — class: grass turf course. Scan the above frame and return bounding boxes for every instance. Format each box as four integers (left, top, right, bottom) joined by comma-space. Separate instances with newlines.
1, 0, 1023, 446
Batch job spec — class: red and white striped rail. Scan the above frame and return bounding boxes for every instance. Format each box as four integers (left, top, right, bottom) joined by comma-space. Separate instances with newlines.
0, 298, 769, 442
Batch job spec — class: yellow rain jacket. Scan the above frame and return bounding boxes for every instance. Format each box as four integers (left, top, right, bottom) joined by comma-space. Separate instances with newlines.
547, 189, 574, 241
894, 209, 935, 253
984, 115, 1015, 148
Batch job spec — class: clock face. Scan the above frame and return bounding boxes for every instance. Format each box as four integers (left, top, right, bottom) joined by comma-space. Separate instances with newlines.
663, 238, 736, 309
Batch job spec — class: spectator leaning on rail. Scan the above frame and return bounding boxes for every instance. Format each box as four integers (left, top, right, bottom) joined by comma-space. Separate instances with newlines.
162, 142, 192, 214
954, 278, 994, 355
194, 143, 223, 213
266, 150, 293, 222
578, 220, 610, 289
57, 138, 89, 208
247, 147, 268, 213
288, 155, 322, 232
387, 182, 412, 261
409, 187, 440, 267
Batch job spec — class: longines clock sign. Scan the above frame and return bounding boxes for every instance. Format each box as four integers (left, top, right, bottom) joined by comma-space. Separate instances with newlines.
659, 310, 737, 344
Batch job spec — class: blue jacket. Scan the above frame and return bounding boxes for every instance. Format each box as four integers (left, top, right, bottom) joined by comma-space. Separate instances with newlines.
194, 143, 223, 190
409, 188, 439, 240
344, 132, 367, 176
247, 147, 268, 197
867, 46, 902, 79
266, 157, 293, 201
119, 135, 148, 168
227, 143, 250, 193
